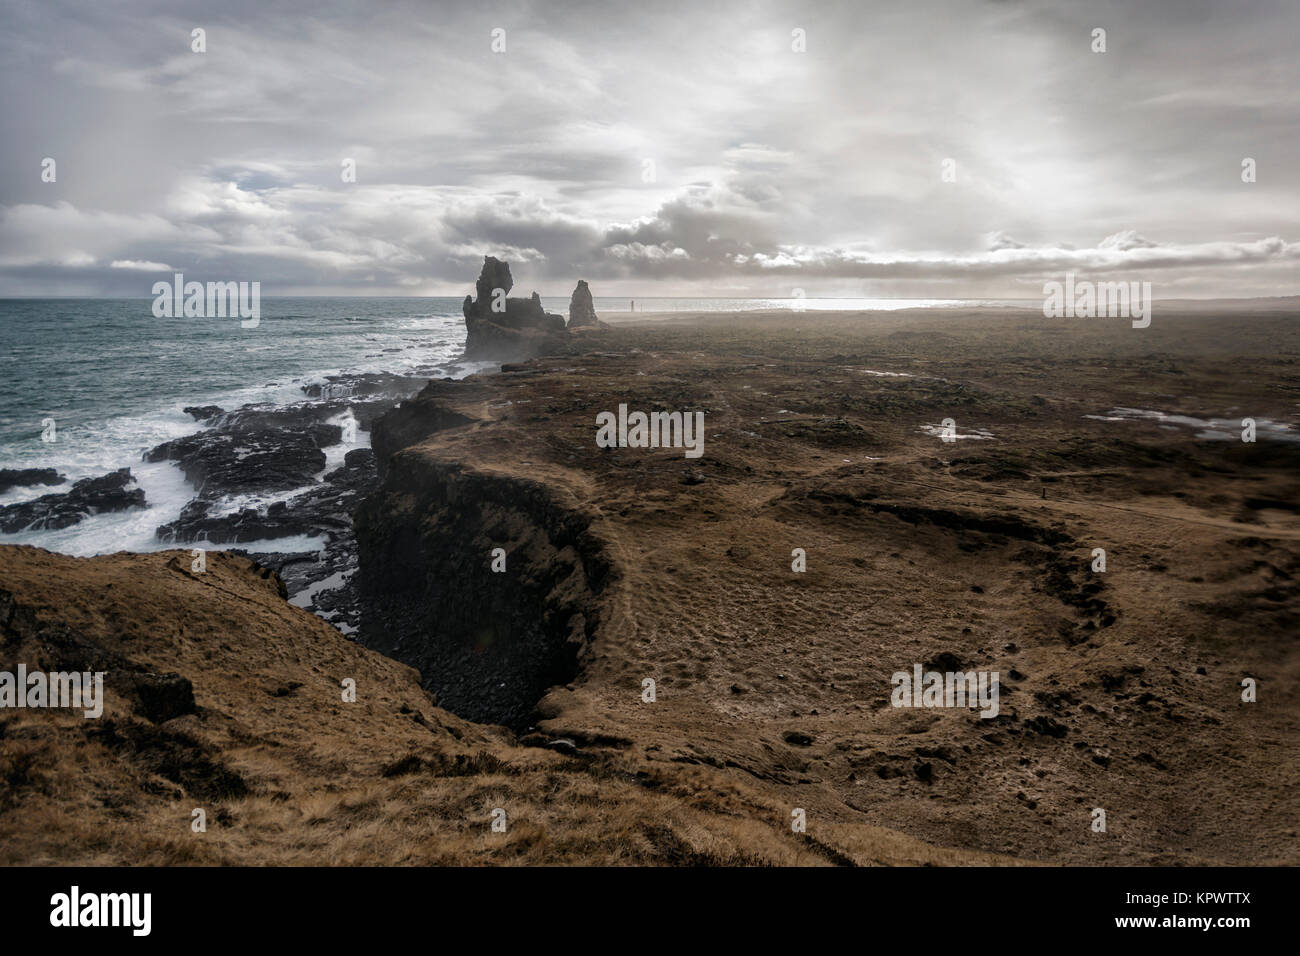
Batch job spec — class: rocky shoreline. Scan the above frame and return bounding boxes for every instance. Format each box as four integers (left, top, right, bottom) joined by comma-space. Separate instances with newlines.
0, 351, 449, 634
145, 374, 422, 635
0, 258, 608, 636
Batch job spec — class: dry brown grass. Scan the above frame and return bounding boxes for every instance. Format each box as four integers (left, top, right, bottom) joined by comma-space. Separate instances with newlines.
0, 545, 988, 866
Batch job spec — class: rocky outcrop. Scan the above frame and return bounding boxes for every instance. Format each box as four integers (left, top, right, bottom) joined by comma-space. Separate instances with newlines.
182, 405, 224, 423
567, 279, 601, 327
0, 468, 144, 532
146, 416, 338, 497
0, 468, 65, 494
300, 372, 430, 409
370, 401, 475, 478
154, 448, 375, 545
461, 256, 568, 362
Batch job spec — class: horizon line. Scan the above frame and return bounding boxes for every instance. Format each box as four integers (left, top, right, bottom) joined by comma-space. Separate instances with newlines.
1, 293, 1297, 302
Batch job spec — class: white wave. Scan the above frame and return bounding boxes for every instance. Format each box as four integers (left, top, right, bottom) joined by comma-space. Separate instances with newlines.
0, 458, 192, 556
1, 311, 481, 557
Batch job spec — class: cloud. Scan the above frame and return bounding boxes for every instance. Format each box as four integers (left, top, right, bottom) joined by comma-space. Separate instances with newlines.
4, 177, 1296, 299
0, 201, 202, 270
1099, 231, 1158, 252
110, 259, 175, 271
987, 232, 1026, 252
0, 0, 1297, 297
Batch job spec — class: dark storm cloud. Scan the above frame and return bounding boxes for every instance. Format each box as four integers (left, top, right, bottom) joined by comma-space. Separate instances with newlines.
0, 0, 1296, 296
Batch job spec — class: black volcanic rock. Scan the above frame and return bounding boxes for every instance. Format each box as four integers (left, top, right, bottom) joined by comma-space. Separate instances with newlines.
148, 426, 334, 495
149, 410, 384, 634
153, 431, 383, 634
183, 405, 224, 423
300, 372, 429, 409
475, 254, 514, 307
567, 279, 601, 327
0, 468, 65, 494
146, 380, 432, 634
462, 256, 568, 361
0, 468, 145, 532
145, 405, 341, 497
161, 447, 378, 544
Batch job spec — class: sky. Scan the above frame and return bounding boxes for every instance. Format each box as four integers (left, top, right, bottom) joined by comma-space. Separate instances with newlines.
1, 0, 1297, 299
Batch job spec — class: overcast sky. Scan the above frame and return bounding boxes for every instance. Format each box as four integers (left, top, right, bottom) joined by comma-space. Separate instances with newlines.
1, 0, 1297, 298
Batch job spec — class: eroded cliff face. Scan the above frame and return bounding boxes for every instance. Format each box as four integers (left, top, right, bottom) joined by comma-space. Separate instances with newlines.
356, 409, 612, 730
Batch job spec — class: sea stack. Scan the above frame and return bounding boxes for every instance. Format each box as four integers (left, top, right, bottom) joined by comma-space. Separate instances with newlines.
567, 279, 600, 327
461, 255, 567, 361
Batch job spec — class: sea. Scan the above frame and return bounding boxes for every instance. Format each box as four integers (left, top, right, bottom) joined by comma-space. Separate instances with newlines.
0, 295, 1024, 557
